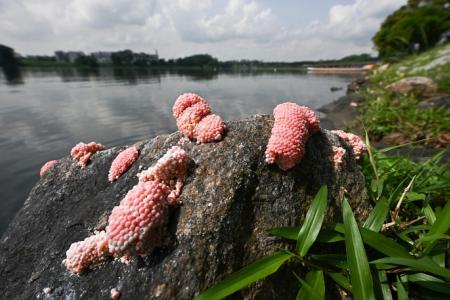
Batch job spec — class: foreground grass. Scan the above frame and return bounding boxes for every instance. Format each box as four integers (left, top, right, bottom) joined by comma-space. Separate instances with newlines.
354, 43, 450, 147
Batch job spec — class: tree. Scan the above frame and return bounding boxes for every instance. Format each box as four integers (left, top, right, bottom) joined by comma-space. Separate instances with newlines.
373, 0, 450, 61
0, 44, 19, 67
74, 55, 98, 67
111, 50, 134, 65
176, 54, 219, 66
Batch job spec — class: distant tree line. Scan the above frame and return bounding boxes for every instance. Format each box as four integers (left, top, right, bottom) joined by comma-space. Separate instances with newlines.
373, 0, 450, 61
2, 44, 378, 70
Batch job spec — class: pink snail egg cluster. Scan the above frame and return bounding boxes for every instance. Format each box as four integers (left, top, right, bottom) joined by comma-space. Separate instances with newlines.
40, 160, 58, 177
65, 146, 189, 273
64, 231, 109, 274
194, 114, 225, 143
71, 142, 105, 167
265, 102, 320, 171
111, 288, 121, 299
173, 93, 225, 143
332, 146, 346, 168
108, 146, 139, 182
107, 181, 170, 255
176, 101, 211, 139
138, 146, 189, 204
332, 130, 367, 160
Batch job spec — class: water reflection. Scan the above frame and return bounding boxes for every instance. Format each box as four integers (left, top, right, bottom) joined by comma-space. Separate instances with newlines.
0, 68, 357, 235
1, 66, 24, 85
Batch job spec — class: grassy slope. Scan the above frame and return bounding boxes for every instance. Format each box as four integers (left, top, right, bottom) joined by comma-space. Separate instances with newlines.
355, 43, 450, 147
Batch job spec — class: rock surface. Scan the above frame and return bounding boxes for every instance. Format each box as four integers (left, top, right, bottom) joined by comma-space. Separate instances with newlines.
386, 76, 438, 96
0, 115, 371, 300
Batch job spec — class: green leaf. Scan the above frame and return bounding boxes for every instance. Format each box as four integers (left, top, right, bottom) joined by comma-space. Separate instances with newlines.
431, 252, 446, 268
405, 192, 425, 202
371, 257, 450, 280
196, 251, 292, 300
422, 204, 436, 225
374, 270, 392, 300
343, 198, 376, 300
396, 276, 409, 300
269, 227, 344, 243
296, 270, 325, 300
296, 185, 328, 257
326, 272, 352, 292
407, 273, 450, 295
311, 254, 348, 269
334, 223, 411, 258
365, 130, 379, 182
315, 229, 345, 243
359, 228, 411, 258
422, 201, 450, 255
363, 198, 389, 232
268, 226, 299, 241
418, 234, 450, 243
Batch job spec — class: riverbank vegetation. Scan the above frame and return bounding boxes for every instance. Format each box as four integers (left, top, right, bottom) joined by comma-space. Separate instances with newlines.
373, 0, 450, 61
354, 43, 450, 147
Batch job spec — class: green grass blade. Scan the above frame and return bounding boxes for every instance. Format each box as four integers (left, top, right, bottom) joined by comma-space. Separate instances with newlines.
418, 233, 450, 243
396, 276, 409, 300
422, 200, 450, 255
408, 273, 450, 295
343, 198, 376, 300
326, 272, 353, 292
269, 226, 344, 243
371, 257, 450, 280
196, 251, 293, 300
315, 230, 345, 243
365, 130, 379, 182
296, 185, 328, 257
296, 270, 325, 300
359, 228, 411, 258
363, 198, 389, 232
334, 223, 411, 258
422, 203, 436, 225
268, 226, 299, 241
311, 254, 348, 269
374, 270, 393, 300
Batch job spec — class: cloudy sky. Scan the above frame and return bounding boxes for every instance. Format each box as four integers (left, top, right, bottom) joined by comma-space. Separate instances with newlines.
0, 0, 406, 61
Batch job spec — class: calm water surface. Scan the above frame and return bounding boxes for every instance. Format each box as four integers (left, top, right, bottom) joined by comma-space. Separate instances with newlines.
0, 67, 356, 234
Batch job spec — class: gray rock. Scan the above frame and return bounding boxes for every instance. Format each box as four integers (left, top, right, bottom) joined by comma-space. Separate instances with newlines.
418, 94, 450, 109
386, 76, 438, 97
0, 115, 371, 300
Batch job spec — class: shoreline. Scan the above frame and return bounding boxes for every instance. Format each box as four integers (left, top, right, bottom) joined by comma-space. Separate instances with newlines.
319, 79, 450, 164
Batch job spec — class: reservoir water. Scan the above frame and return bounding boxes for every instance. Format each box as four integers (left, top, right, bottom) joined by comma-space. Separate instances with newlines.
0, 67, 356, 235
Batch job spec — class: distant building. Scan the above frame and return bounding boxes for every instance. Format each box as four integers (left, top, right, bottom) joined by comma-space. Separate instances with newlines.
66, 51, 84, 63
54, 51, 85, 63
54, 51, 66, 62
91, 51, 112, 64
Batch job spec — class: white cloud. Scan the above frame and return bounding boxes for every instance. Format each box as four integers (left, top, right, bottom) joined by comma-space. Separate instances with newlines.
160, 0, 284, 43
307, 0, 407, 45
0, 0, 406, 60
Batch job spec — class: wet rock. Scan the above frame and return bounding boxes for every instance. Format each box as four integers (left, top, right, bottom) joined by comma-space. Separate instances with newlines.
346, 78, 369, 94
330, 86, 343, 92
418, 94, 450, 109
386, 76, 438, 97
0, 115, 371, 300
318, 94, 365, 130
